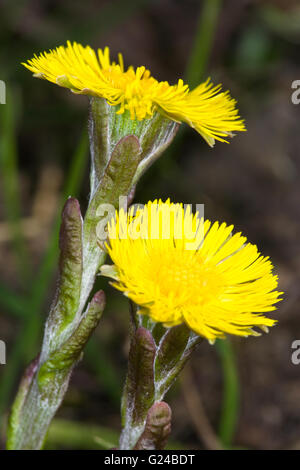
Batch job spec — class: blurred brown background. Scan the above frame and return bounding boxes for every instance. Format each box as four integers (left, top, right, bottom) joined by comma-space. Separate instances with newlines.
0, 0, 300, 450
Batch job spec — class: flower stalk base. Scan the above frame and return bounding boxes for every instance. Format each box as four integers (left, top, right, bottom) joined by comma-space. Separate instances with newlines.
7, 98, 179, 450
119, 310, 202, 450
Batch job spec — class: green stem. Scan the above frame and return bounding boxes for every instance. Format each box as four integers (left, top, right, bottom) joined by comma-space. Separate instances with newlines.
185, 0, 241, 448
147, 13, 236, 450
185, 0, 223, 87
216, 338, 240, 447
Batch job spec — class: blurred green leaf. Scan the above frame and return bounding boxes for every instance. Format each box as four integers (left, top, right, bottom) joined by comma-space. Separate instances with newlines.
260, 5, 300, 44
234, 25, 273, 75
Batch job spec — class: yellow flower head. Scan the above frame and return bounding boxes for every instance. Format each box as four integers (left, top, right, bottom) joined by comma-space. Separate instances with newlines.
102, 200, 282, 341
23, 41, 246, 146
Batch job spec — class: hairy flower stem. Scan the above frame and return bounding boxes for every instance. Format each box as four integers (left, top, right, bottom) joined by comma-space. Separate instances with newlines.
6, 98, 178, 450
119, 308, 202, 450
6, 197, 107, 450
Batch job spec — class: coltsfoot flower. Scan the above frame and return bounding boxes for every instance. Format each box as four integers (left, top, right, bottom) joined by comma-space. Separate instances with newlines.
101, 200, 282, 341
23, 41, 245, 146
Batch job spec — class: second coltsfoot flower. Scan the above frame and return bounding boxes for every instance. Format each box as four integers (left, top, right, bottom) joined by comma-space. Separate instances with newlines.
23, 41, 245, 147
101, 200, 282, 342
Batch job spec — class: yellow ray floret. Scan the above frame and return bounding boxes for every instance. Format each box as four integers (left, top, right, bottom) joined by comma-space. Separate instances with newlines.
22, 41, 246, 146
101, 200, 282, 341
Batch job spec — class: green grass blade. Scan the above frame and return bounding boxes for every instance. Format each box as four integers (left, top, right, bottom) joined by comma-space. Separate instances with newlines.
85, 337, 122, 407
185, 0, 223, 87
215, 338, 240, 447
0, 284, 27, 318
185, 0, 241, 449
159, 0, 223, 172
0, 86, 31, 283
30, 131, 88, 310
46, 419, 118, 450
45, 418, 187, 450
